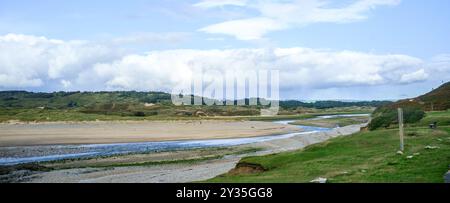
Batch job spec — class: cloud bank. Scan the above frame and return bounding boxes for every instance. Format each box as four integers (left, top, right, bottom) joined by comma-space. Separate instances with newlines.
0, 33, 436, 96
197, 0, 401, 40
0, 34, 121, 88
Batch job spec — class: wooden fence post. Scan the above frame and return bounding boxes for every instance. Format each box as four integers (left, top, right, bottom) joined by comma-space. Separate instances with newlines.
398, 108, 404, 151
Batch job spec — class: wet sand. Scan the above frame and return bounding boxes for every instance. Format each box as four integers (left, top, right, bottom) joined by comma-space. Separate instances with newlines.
0, 120, 301, 147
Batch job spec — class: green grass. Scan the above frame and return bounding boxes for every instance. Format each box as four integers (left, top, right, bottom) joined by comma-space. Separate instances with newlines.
0, 107, 372, 123
98, 155, 225, 168
207, 111, 450, 183
289, 116, 369, 128
414, 110, 450, 127
246, 111, 372, 122
0, 108, 139, 122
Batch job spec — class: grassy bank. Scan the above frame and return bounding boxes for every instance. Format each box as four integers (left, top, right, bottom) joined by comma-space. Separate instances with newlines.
208, 111, 450, 183
0, 107, 373, 123
289, 116, 370, 128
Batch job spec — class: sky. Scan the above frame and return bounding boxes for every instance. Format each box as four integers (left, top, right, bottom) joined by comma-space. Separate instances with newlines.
0, 0, 449, 100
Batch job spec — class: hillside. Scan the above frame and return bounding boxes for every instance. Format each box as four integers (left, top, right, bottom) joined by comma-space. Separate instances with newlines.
384, 82, 450, 111
368, 82, 450, 130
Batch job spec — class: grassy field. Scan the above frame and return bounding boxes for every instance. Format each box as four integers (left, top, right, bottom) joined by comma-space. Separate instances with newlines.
415, 111, 450, 127
289, 116, 370, 128
0, 107, 373, 122
208, 110, 450, 183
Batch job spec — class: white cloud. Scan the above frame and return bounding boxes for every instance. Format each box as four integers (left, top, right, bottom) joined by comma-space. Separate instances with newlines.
423, 54, 450, 84
0, 74, 43, 87
60, 80, 72, 88
0, 34, 433, 95
0, 34, 121, 89
429, 54, 450, 72
198, 0, 401, 40
200, 17, 286, 40
399, 69, 428, 84
83, 48, 427, 95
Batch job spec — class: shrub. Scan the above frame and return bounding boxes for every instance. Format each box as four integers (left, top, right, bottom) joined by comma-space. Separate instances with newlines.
67, 101, 78, 108
369, 107, 425, 130
134, 111, 146, 117
403, 108, 425, 123
368, 112, 396, 130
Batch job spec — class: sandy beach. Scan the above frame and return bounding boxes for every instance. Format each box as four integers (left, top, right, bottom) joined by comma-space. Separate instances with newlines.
0, 120, 301, 147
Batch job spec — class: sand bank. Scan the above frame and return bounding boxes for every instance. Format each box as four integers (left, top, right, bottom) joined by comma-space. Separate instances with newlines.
0, 120, 301, 147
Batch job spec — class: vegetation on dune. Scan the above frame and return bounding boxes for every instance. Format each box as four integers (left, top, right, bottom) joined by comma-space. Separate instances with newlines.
207, 111, 450, 183
280, 100, 392, 109
290, 116, 370, 128
0, 91, 263, 121
0, 91, 382, 122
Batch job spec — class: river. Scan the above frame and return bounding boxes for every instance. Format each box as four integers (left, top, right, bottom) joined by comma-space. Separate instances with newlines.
0, 114, 369, 166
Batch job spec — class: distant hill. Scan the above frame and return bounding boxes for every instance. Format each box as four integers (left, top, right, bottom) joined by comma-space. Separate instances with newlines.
382, 82, 450, 111
0, 91, 173, 109
0, 90, 391, 109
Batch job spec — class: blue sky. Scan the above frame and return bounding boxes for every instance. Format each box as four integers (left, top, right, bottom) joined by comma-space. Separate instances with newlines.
0, 0, 449, 100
